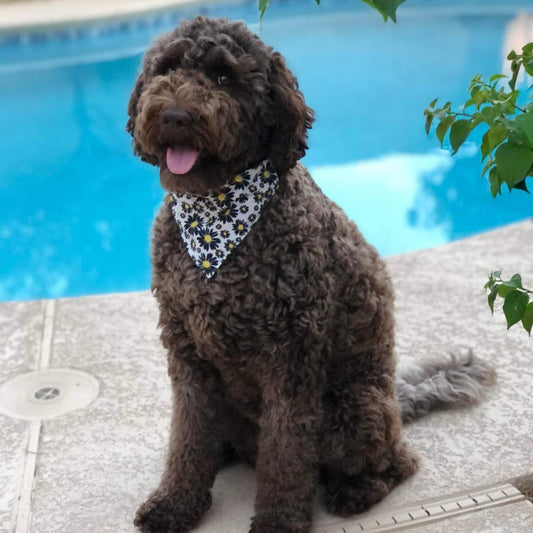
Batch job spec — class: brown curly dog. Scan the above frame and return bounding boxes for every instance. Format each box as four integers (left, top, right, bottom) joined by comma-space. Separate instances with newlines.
127, 16, 495, 533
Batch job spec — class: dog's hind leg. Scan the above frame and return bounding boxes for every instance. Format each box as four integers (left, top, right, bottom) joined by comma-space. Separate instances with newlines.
319, 380, 419, 516
322, 441, 418, 516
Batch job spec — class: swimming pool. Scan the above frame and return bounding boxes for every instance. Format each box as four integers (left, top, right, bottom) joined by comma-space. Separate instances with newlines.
1, 0, 532, 302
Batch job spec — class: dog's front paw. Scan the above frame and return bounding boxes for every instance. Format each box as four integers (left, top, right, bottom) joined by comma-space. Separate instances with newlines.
134, 487, 211, 533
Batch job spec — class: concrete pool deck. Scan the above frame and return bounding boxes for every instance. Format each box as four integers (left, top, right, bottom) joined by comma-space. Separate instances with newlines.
0, 0, 200, 34
1, 219, 532, 532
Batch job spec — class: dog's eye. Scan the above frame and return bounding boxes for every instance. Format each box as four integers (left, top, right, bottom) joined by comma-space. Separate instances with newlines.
217, 74, 231, 86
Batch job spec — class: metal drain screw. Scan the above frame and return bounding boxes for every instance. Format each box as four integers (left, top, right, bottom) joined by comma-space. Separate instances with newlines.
34, 387, 60, 401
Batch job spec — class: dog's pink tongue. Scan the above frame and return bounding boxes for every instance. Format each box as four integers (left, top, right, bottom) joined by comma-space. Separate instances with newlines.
166, 146, 200, 175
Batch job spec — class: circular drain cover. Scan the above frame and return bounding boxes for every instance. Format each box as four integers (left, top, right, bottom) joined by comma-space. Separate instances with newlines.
0, 368, 99, 421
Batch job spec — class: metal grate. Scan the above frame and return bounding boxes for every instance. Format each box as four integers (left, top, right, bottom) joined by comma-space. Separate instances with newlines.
34, 387, 60, 401
321, 484, 526, 532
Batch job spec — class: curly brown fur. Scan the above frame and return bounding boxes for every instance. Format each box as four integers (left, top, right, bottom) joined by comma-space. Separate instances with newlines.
128, 16, 492, 533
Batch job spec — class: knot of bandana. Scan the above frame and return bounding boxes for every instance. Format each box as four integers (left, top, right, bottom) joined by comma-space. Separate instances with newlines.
168, 159, 279, 278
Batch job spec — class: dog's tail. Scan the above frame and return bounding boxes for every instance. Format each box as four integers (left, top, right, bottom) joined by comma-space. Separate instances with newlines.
395, 350, 496, 423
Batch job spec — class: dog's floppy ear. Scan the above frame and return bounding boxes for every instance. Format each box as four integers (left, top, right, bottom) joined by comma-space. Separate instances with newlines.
126, 69, 158, 166
266, 52, 314, 174
126, 42, 166, 165
126, 71, 145, 139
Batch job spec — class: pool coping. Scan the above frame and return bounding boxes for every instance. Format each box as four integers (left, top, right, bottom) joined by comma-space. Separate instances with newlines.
2, 0, 533, 37
0, 0, 220, 35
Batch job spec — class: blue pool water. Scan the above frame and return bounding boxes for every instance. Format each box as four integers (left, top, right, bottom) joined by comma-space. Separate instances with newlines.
1, 0, 532, 302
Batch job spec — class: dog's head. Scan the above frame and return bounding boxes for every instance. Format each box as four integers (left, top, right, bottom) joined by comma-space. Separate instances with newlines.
126, 16, 314, 194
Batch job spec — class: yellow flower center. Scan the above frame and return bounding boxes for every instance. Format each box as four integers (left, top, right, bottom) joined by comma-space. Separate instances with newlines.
228, 243, 234, 248
224, 209, 230, 215
190, 220, 199, 228
237, 224, 244, 231
204, 235, 212, 243
202, 260, 210, 269
218, 193, 226, 202
234, 174, 243, 183
263, 171, 270, 179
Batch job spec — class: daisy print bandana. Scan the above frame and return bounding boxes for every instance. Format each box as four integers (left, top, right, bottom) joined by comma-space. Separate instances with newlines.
168, 159, 279, 278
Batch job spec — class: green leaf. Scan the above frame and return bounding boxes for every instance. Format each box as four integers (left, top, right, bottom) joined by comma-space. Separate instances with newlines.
513, 178, 530, 193
503, 290, 529, 329
489, 74, 507, 83
488, 166, 503, 197
481, 125, 509, 159
484, 277, 495, 291
481, 134, 490, 161
482, 158, 493, 178
428, 98, 438, 108
488, 287, 498, 313
514, 111, 533, 147
509, 58, 521, 90
494, 142, 533, 186
522, 302, 533, 334
449, 119, 472, 154
436, 115, 455, 147
368, 0, 407, 22
498, 284, 515, 298
493, 270, 502, 279
433, 106, 450, 120
424, 111, 434, 135
479, 105, 503, 125
258, 0, 270, 18
508, 273, 523, 289
524, 58, 533, 77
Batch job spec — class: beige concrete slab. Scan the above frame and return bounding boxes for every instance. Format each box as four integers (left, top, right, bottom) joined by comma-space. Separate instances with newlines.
30, 292, 168, 533
1, 220, 532, 532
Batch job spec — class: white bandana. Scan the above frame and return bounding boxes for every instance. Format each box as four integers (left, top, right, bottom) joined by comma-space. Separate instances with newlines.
168, 159, 279, 278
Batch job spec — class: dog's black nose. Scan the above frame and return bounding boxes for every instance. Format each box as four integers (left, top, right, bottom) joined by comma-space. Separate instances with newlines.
160, 107, 192, 127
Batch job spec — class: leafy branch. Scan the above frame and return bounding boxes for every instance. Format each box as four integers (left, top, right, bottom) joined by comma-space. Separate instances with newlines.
426, 44, 533, 335
259, 0, 405, 22
485, 272, 533, 334
424, 43, 533, 197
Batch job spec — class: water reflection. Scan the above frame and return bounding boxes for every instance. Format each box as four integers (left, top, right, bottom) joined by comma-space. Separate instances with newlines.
310, 152, 453, 256
410, 145, 532, 243
312, 144, 532, 257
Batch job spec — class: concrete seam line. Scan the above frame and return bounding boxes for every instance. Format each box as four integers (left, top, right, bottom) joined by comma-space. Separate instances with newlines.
13, 300, 56, 532
14, 421, 42, 533
39, 299, 56, 370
